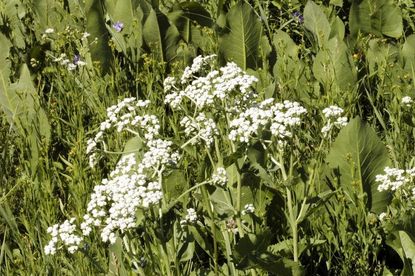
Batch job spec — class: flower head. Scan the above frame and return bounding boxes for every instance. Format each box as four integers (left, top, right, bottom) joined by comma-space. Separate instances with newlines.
112, 21, 124, 32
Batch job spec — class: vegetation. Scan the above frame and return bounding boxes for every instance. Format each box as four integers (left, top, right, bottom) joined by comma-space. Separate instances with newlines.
1, 0, 415, 274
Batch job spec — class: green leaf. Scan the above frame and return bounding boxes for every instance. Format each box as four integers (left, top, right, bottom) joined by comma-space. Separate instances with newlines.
312, 36, 357, 91
304, 1, 331, 47
209, 187, 235, 217
326, 117, 391, 213
172, 2, 213, 28
400, 231, 415, 274
163, 170, 188, 203
177, 237, 195, 262
218, 2, 262, 70
349, 0, 403, 38
0, 34, 12, 79
234, 232, 304, 275
402, 35, 415, 72
86, 0, 113, 73
31, 0, 59, 29
143, 8, 180, 63
108, 237, 127, 275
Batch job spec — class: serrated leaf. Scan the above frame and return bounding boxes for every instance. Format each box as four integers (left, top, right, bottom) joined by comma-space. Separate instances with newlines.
218, 2, 262, 70
326, 117, 391, 213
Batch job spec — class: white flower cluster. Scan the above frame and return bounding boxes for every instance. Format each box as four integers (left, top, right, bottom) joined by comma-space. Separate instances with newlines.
180, 55, 216, 84
180, 208, 198, 226
212, 167, 228, 186
53, 53, 86, 71
180, 113, 219, 146
376, 167, 415, 192
80, 138, 179, 244
164, 55, 258, 110
229, 99, 306, 144
241, 203, 255, 215
321, 105, 348, 136
402, 96, 413, 107
86, 97, 159, 168
44, 218, 82, 255
46, 98, 179, 254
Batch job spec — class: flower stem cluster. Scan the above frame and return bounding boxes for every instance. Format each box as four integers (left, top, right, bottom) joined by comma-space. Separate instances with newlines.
376, 167, 415, 194
228, 99, 306, 145
86, 97, 158, 168
46, 97, 179, 254
321, 105, 348, 137
44, 218, 82, 255
180, 208, 198, 226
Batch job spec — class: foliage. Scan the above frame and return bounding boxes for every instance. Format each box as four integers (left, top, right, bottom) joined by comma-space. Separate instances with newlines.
1, 0, 415, 274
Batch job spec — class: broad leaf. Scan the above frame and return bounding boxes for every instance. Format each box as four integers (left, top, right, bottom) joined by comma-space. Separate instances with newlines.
143, 8, 180, 63
0, 34, 11, 79
400, 231, 415, 274
312, 36, 357, 92
234, 232, 304, 275
326, 117, 391, 213
402, 35, 415, 72
163, 170, 188, 203
210, 187, 235, 217
349, 0, 403, 38
86, 0, 112, 73
304, 1, 331, 47
218, 2, 262, 70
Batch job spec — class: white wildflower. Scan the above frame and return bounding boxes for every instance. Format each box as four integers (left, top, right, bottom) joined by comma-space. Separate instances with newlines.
241, 204, 255, 215
321, 105, 347, 136
45, 28, 54, 34
402, 96, 413, 107
212, 167, 227, 186
376, 167, 408, 192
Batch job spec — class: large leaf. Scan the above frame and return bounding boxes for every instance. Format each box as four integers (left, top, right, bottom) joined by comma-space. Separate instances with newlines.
304, 1, 331, 47
107, 0, 143, 62
31, 0, 59, 29
349, 0, 403, 39
163, 169, 188, 203
326, 117, 391, 213
400, 231, 415, 274
402, 35, 415, 72
233, 232, 304, 275
86, 0, 113, 73
143, 7, 180, 63
218, 2, 262, 70
312, 36, 357, 92
0, 65, 50, 175
0, 34, 11, 79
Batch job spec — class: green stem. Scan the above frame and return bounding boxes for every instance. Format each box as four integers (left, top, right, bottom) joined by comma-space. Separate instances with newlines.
200, 186, 218, 275
278, 151, 298, 262
230, 142, 245, 238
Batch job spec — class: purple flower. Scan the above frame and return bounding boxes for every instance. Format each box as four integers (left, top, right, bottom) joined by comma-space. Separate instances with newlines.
73, 54, 80, 65
112, 21, 124, 32
293, 11, 304, 24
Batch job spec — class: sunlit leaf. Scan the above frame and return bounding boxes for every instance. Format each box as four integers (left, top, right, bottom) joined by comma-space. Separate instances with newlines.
326, 117, 391, 213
